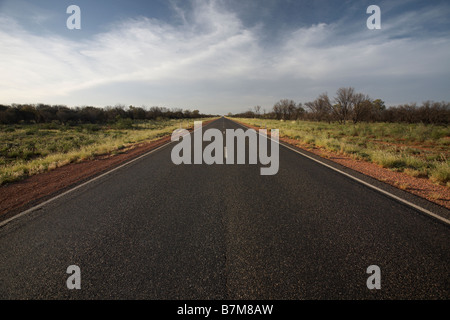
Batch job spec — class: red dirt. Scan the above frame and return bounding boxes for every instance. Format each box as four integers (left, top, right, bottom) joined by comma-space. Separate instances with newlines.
235, 120, 450, 210
369, 139, 449, 156
0, 118, 448, 220
0, 120, 215, 219
0, 136, 171, 218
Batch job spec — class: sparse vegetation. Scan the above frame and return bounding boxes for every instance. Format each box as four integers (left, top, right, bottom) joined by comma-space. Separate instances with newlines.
0, 118, 213, 185
231, 87, 450, 125
234, 118, 450, 187
0, 103, 213, 125
230, 87, 449, 187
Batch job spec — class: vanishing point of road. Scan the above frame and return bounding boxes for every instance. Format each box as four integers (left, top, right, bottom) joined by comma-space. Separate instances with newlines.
0, 117, 448, 299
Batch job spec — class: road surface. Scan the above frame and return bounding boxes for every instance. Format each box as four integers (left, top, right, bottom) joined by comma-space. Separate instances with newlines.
0, 117, 449, 299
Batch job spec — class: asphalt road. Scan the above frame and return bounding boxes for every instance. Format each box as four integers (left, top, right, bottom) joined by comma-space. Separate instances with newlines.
0, 117, 449, 300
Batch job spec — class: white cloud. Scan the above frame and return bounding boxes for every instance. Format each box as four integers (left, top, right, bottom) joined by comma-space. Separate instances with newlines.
0, 1, 449, 113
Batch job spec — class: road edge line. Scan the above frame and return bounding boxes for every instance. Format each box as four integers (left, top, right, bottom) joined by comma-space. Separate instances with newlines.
230, 118, 450, 226
0, 118, 220, 228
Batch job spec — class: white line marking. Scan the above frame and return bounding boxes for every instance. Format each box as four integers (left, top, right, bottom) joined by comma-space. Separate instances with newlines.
229, 118, 450, 225
0, 119, 220, 228
224, 147, 227, 159
0, 142, 173, 228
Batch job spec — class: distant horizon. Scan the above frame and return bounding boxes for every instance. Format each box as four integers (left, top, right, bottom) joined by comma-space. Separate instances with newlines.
2, 95, 449, 118
1, 0, 449, 115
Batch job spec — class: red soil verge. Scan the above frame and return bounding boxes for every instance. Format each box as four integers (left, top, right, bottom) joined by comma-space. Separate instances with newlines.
235, 120, 450, 210
1, 118, 448, 220
0, 120, 215, 219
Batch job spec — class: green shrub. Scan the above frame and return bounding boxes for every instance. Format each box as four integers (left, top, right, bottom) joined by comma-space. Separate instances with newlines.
83, 124, 101, 132
25, 128, 38, 135
430, 162, 450, 185
115, 118, 133, 129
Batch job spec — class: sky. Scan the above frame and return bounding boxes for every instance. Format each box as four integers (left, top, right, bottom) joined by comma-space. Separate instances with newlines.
0, 0, 449, 115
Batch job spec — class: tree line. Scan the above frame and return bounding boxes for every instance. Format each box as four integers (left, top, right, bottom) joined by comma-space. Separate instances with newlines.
0, 104, 215, 125
231, 87, 450, 125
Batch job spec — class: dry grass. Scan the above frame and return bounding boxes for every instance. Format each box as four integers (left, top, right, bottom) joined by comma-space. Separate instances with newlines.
235, 118, 450, 187
0, 118, 212, 185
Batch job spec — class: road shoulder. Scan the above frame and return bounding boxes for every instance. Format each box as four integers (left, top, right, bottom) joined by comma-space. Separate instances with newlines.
232, 118, 450, 223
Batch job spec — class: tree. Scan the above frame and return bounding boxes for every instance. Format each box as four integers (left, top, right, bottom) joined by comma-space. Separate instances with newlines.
371, 99, 386, 122
333, 87, 355, 123
273, 99, 296, 120
273, 102, 282, 120
18, 105, 38, 123
294, 103, 305, 120
331, 87, 376, 123
79, 106, 105, 123
0, 106, 20, 124
56, 106, 77, 125
128, 106, 146, 120
305, 93, 332, 122
351, 93, 371, 123
253, 105, 261, 118
36, 104, 57, 123
333, 87, 355, 124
